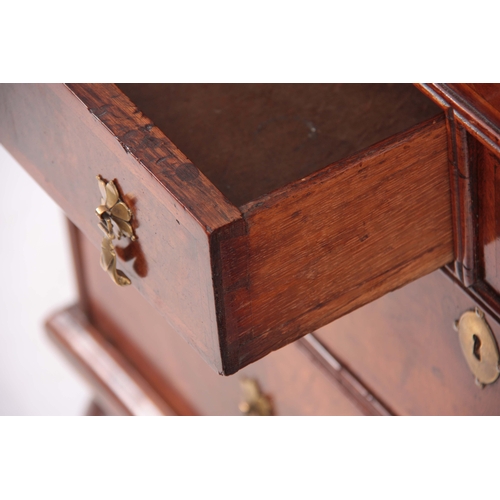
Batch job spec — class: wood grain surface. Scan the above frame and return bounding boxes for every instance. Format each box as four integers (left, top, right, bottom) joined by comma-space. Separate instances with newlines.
0, 84, 453, 374
417, 84, 500, 155
297, 335, 391, 415
315, 269, 500, 415
233, 116, 453, 368
416, 84, 483, 286
0, 83, 240, 373
76, 228, 367, 415
478, 142, 500, 296
46, 305, 179, 416
450, 120, 478, 287
417, 84, 500, 317
30, 84, 500, 415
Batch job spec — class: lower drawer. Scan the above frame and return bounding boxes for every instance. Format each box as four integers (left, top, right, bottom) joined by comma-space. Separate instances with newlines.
74, 225, 368, 415
315, 270, 500, 415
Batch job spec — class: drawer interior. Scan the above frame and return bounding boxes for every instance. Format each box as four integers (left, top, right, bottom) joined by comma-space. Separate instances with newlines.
117, 84, 441, 207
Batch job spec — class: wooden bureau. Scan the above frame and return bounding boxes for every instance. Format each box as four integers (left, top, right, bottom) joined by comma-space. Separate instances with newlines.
2, 83, 499, 415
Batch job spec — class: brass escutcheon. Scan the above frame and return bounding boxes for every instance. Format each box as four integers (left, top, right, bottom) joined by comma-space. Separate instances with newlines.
238, 378, 273, 416
95, 175, 136, 287
454, 308, 500, 387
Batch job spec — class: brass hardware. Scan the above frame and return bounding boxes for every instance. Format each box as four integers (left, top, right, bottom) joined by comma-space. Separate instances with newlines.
95, 175, 136, 287
238, 378, 272, 416
455, 308, 500, 387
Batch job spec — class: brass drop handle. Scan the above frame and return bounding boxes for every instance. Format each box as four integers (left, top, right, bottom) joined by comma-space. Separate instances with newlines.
95, 175, 136, 287
238, 378, 273, 416
454, 308, 500, 388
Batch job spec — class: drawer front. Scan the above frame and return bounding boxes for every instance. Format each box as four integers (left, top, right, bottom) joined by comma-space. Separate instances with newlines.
76, 228, 366, 416
0, 83, 240, 374
417, 83, 500, 310
0, 83, 453, 374
315, 270, 500, 415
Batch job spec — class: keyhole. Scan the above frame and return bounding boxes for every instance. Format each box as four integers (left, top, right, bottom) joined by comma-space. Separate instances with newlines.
472, 334, 482, 361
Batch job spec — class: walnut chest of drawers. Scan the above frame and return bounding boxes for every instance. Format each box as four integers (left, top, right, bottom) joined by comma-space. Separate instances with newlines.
2, 83, 500, 415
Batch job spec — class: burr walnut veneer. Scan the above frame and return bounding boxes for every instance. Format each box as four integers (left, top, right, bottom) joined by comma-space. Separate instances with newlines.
2, 83, 500, 415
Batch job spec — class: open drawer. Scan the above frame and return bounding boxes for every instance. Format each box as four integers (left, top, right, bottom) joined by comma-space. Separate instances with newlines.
0, 84, 453, 374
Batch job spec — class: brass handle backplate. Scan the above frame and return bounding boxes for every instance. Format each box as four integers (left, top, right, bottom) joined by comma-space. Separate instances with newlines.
454, 308, 500, 388
95, 175, 136, 287
238, 378, 273, 416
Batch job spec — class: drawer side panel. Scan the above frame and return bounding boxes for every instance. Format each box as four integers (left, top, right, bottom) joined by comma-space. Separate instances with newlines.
239, 115, 453, 367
